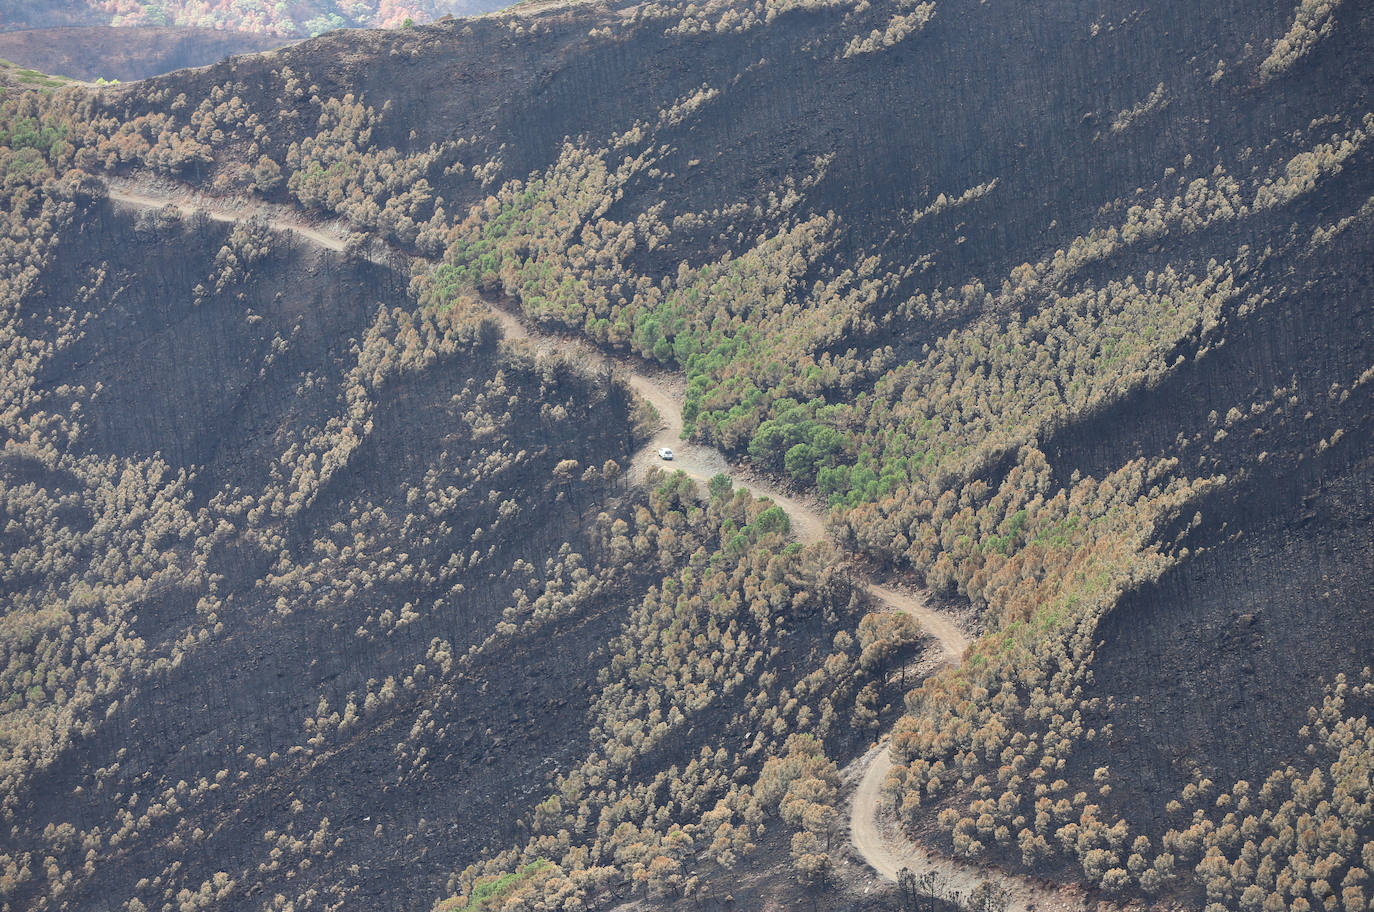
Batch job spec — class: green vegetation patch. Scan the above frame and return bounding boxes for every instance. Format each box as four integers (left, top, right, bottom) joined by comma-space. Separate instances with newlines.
441, 860, 553, 912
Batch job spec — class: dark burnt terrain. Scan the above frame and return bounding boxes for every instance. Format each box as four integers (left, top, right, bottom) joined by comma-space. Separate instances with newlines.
0, 0, 1371, 910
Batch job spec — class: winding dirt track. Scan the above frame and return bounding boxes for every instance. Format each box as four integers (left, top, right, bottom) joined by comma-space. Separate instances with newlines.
107, 183, 1090, 911
107, 183, 349, 253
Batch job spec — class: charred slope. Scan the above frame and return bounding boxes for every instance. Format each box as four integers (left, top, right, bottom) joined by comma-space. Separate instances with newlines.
0, 175, 899, 912
3, 0, 1374, 907
92, 0, 1370, 321
0, 189, 641, 909
1050, 207, 1374, 842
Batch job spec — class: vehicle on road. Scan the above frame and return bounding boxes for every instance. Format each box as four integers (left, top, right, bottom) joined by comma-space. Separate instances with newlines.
658, 447, 674, 460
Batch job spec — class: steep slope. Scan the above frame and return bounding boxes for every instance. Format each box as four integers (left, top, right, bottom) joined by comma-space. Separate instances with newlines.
1, 0, 1371, 909
0, 169, 643, 909
0, 118, 922, 912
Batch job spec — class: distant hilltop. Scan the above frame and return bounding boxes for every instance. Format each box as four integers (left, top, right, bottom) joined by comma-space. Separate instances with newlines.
0, 26, 295, 82
0, 0, 515, 37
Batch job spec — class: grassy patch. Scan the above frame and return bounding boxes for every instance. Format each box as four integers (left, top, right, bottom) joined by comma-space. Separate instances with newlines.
0, 59, 72, 90
439, 860, 552, 912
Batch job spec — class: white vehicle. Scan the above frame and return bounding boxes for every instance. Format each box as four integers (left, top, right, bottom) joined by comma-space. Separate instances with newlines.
658, 447, 674, 461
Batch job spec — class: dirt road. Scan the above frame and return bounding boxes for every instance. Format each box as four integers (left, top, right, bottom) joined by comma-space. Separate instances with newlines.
107, 181, 1093, 911
487, 307, 822, 541
108, 183, 348, 253
495, 300, 1091, 909
849, 744, 1093, 911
